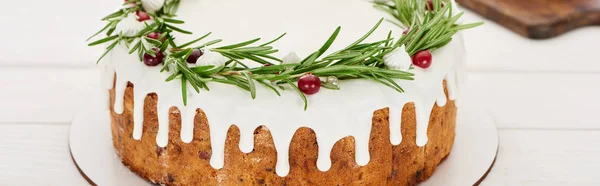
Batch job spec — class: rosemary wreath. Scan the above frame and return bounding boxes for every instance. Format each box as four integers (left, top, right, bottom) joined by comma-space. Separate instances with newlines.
88, 0, 482, 110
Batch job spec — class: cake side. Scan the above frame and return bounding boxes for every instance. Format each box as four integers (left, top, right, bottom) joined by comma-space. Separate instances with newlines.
110, 79, 456, 185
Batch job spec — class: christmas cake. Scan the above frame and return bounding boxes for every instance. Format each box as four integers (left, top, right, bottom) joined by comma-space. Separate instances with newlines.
89, 0, 481, 185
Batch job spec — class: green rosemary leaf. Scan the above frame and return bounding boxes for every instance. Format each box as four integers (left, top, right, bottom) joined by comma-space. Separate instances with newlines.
168, 37, 177, 48
423, 6, 449, 28
447, 12, 464, 26
254, 49, 279, 55
266, 74, 292, 81
190, 65, 215, 72
449, 22, 485, 32
196, 39, 222, 48
257, 80, 281, 96
196, 65, 225, 76
385, 30, 393, 47
232, 46, 273, 52
96, 38, 120, 64
165, 72, 182, 82
128, 41, 141, 54
211, 78, 238, 86
322, 52, 362, 61
376, 68, 414, 76
249, 63, 298, 74
255, 53, 283, 62
171, 0, 181, 15
87, 22, 113, 41
181, 48, 194, 60
243, 54, 274, 65
135, 22, 158, 37
138, 47, 144, 61
340, 49, 380, 65
178, 32, 212, 48
260, 33, 286, 47
171, 49, 189, 58
160, 37, 171, 52
145, 37, 162, 46
188, 78, 201, 93
217, 38, 261, 49
163, 17, 185, 24
422, 32, 454, 50
342, 18, 383, 51
199, 80, 210, 91
181, 76, 188, 106
312, 65, 368, 74
286, 80, 308, 110
88, 35, 119, 46
165, 24, 192, 34
357, 74, 402, 93
374, 72, 404, 92
225, 76, 251, 91
102, 10, 124, 21
316, 26, 341, 57
298, 52, 319, 69
157, 33, 168, 42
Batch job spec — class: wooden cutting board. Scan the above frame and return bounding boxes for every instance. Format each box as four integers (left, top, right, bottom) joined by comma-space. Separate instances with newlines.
456, 0, 600, 39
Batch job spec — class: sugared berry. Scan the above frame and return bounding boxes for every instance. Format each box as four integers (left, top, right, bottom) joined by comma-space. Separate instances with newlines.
426, 0, 444, 11
147, 32, 160, 40
186, 49, 203, 64
136, 11, 151, 22
143, 48, 164, 66
412, 50, 432, 69
298, 73, 321, 95
403, 27, 411, 35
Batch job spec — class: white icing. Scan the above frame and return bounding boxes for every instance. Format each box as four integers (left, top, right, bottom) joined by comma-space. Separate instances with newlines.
383, 45, 412, 71
141, 0, 165, 14
194, 49, 229, 66
281, 52, 301, 64
103, 0, 466, 177
114, 13, 153, 37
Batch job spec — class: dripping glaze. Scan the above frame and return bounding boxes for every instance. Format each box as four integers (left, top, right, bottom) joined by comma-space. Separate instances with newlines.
101, 0, 466, 177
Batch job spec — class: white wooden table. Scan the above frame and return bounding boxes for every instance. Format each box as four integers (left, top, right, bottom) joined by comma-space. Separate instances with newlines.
1, 1, 599, 185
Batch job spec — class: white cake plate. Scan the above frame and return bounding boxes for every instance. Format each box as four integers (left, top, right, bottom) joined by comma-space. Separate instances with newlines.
69, 98, 498, 186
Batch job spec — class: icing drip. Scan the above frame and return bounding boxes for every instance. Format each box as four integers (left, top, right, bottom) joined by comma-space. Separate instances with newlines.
103, 0, 466, 177
388, 106, 402, 145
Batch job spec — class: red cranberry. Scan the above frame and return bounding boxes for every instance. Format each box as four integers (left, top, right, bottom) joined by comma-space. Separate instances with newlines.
143, 48, 164, 66
426, 0, 444, 11
403, 27, 410, 35
136, 11, 151, 22
412, 50, 432, 69
298, 73, 321, 95
125, 0, 135, 6
264, 63, 272, 67
147, 32, 160, 40
186, 49, 203, 64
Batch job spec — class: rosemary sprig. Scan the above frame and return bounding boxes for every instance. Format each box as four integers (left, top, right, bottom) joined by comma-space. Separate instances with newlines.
89, 0, 482, 110
374, 0, 483, 54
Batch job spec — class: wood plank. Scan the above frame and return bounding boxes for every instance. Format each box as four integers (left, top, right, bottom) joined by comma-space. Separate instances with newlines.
0, 1, 599, 73
0, 124, 88, 185
0, 0, 114, 67
0, 67, 100, 123
465, 72, 600, 129
456, 0, 600, 39
0, 124, 598, 185
481, 129, 600, 186
1, 67, 599, 130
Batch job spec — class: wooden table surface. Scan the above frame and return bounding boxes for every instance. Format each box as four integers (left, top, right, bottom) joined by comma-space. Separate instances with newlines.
1, 1, 599, 185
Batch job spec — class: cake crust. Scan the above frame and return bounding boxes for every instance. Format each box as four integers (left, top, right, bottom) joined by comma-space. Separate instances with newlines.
110, 80, 456, 186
